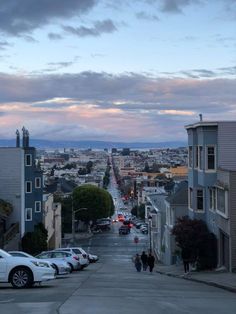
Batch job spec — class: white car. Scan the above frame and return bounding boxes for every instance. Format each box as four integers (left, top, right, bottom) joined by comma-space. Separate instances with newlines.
88, 253, 99, 263
36, 250, 81, 271
54, 247, 89, 268
0, 249, 55, 288
8, 251, 71, 275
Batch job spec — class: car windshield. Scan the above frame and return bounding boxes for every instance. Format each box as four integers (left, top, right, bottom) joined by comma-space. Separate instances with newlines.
73, 249, 82, 254
36, 253, 50, 259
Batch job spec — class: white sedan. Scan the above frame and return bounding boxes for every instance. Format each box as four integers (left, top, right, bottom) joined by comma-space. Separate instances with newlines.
0, 249, 55, 288
8, 251, 71, 275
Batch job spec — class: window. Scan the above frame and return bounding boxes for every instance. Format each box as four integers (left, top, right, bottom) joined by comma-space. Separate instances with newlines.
199, 146, 203, 170
35, 177, 41, 188
217, 188, 228, 216
188, 146, 193, 167
206, 146, 216, 170
25, 208, 32, 221
197, 189, 204, 211
194, 146, 199, 168
35, 201, 41, 213
25, 154, 32, 166
189, 187, 193, 209
26, 181, 32, 193
209, 187, 216, 211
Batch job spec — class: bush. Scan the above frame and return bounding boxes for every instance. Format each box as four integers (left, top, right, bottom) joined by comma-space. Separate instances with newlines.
22, 223, 48, 255
172, 216, 217, 270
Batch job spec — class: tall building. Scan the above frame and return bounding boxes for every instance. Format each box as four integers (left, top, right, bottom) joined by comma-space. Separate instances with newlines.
0, 128, 43, 247
185, 119, 236, 271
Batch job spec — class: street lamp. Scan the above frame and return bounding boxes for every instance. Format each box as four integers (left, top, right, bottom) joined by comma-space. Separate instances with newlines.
148, 215, 152, 253
72, 206, 88, 245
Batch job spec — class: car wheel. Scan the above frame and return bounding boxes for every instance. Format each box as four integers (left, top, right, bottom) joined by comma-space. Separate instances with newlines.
10, 267, 33, 289
53, 264, 59, 275
68, 263, 73, 273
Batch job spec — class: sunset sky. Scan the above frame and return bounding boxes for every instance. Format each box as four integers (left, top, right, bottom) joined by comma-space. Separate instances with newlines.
0, 0, 235, 143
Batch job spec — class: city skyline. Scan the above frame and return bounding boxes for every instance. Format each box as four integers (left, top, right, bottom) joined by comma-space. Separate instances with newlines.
0, 0, 235, 142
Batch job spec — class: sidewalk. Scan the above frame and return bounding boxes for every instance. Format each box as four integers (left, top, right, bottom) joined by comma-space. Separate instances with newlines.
62, 232, 93, 246
156, 263, 236, 293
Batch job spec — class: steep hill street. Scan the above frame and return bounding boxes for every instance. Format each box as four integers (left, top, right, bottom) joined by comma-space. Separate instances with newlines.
1, 224, 236, 314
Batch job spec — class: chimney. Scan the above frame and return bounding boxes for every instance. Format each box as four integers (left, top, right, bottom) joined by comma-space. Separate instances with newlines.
25, 129, 29, 147
199, 114, 203, 122
22, 126, 26, 147
16, 129, 20, 147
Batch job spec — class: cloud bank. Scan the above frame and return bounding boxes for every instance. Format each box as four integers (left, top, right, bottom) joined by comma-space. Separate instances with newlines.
0, 71, 235, 141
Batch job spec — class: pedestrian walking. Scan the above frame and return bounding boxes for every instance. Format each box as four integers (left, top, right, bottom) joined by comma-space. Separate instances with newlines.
181, 247, 191, 273
134, 254, 142, 272
141, 251, 148, 271
147, 252, 155, 273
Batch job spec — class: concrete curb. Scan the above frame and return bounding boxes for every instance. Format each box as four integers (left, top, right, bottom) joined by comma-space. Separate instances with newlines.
156, 270, 236, 294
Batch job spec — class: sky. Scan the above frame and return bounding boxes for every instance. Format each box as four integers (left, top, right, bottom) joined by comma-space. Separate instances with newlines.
0, 0, 235, 143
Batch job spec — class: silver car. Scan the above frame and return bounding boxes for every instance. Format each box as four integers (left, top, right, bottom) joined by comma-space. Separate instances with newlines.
54, 247, 89, 268
8, 251, 71, 275
36, 251, 81, 271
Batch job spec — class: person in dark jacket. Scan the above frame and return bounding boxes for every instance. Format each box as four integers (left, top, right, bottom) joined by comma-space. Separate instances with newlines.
181, 247, 191, 273
141, 251, 148, 271
147, 253, 155, 272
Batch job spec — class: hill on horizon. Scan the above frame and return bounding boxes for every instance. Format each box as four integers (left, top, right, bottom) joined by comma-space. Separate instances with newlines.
0, 138, 187, 149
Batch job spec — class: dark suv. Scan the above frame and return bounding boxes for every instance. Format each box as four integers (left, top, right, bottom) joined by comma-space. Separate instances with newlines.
119, 225, 130, 235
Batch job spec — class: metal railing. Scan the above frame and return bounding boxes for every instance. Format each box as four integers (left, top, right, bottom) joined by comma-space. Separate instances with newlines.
3, 222, 19, 244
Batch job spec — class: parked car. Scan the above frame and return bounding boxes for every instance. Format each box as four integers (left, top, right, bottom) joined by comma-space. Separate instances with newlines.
36, 250, 81, 271
88, 254, 99, 263
119, 225, 130, 235
94, 218, 111, 231
0, 249, 55, 288
54, 247, 90, 267
141, 228, 148, 234
8, 251, 70, 275
123, 220, 133, 228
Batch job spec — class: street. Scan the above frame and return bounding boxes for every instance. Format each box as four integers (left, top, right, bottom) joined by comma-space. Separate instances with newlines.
1, 223, 236, 314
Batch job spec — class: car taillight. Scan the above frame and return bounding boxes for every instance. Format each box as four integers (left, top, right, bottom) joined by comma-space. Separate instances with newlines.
73, 256, 79, 260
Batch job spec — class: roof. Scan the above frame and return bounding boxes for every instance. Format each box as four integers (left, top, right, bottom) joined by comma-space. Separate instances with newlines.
185, 120, 236, 130
165, 181, 188, 205
44, 177, 77, 194
185, 121, 218, 130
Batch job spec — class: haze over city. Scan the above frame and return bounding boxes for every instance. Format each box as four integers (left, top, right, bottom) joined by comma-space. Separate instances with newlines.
0, 0, 235, 143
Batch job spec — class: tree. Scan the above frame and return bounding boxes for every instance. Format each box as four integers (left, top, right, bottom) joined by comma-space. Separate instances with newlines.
86, 161, 93, 174
131, 205, 138, 216
103, 165, 111, 189
172, 216, 217, 270
138, 204, 145, 219
72, 185, 114, 223
22, 223, 48, 255
144, 162, 150, 172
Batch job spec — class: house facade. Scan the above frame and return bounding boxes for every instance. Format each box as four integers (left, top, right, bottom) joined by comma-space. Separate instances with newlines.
144, 187, 168, 261
43, 193, 61, 249
0, 128, 43, 248
163, 181, 188, 265
185, 120, 236, 271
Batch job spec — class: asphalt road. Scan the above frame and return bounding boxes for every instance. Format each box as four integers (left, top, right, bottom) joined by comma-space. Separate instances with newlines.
1, 224, 236, 314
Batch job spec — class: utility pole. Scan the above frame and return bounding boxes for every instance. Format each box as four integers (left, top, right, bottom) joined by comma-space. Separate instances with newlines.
71, 197, 88, 245
148, 215, 152, 253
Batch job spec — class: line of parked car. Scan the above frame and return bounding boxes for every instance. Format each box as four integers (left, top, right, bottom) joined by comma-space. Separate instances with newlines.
118, 215, 148, 235
0, 246, 98, 289
130, 217, 149, 234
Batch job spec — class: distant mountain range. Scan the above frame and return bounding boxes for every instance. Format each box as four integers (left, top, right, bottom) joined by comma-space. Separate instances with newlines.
0, 139, 186, 149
